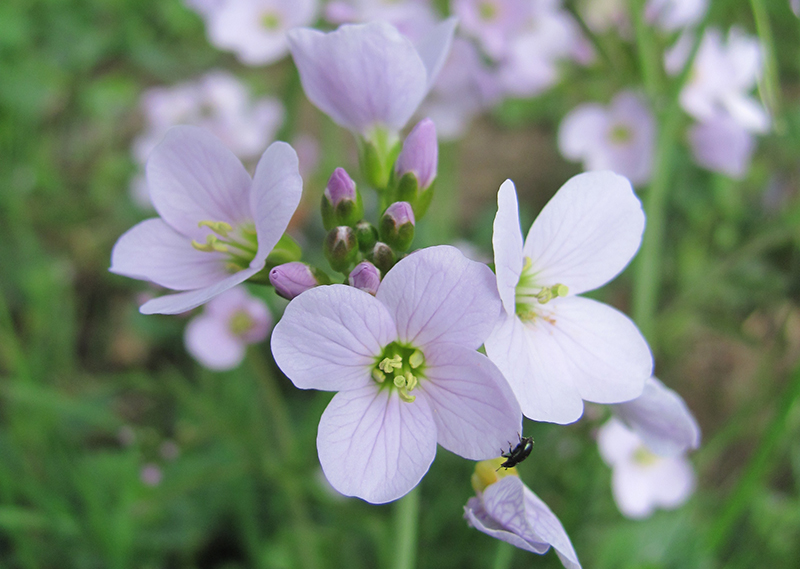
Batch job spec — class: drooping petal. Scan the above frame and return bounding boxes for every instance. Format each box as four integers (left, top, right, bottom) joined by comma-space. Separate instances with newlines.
110, 218, 230, 290
484, 313, 585, 424
522, 485, 582, 569
376, 245, 501, 350
146, 126, 253, 241
535, 296, 652, 404
492, 180, 524, 315
287, 22, 429, 134
414, 17, 458, 89
523, 171, 645, 295
418, 344, 521, 460
139, 267, 259, 315
611, 377, 701, 457
271, 285, 396, 391
184, 314, 245, 370
249, 141, 304, 268
317, 385, 437, 504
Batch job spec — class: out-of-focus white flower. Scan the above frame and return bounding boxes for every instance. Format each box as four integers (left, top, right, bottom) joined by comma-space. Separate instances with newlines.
324, 0, 438, 42
645, 0, 708, 32
687, 114, 755, 179
197, 0, 319, 66
558, 91, 655, 187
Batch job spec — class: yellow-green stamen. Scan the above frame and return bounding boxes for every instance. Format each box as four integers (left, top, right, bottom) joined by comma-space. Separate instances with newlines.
191, 220, 259, 273
372, 342, 426, 403
514, 256, 569, 322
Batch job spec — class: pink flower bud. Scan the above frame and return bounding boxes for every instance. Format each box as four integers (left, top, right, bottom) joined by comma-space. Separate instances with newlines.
269, 262, 320, 300
395, 118, 438, 190
348, 261, 381, 295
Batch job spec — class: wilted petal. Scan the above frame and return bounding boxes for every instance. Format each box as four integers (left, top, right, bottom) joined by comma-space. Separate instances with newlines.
317, 385, 437, 504
287, 22, 429, 134
140, 267, 259, 315
612, 377, 701, 457
271, 285, 396, 391
184, 314, 245, 370
523, 171, 645, 295
493, 180, 524, 315
110, 218, 230, 290
146, 126, 253, 241
485, 313, 585, 424
376, 246, 501, 350
419, 344, 521, 460
250, 141, 304, 267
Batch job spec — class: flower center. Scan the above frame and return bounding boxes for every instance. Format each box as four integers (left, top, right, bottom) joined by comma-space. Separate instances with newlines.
261, 11, 282, 30
514, 257, 569, 322
632, 446, 660, 466
478, 1, 498, 20
228, 309, 254, 337
371, 342, 425, 403
609, 123, 632, 144
191, 220, 259, 273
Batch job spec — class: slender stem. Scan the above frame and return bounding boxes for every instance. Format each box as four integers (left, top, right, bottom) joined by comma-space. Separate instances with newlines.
630, 0, 664, 103
392, 486, 421, 569
749, 0, 782, 132
492, 541, 514, 569
706, 361, 800, 552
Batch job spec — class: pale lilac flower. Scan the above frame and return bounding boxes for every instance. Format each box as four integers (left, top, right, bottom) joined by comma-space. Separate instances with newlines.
484, 175, 652, 424
610, 376, 701, 457
579, 0, 630, 36
287, 19, 456, 140
687, 113, 755, 179
453, 0, 530, 59
645, 0, 708, 32
324, 0, 438, 42
793, 0, 800, 17
271, 246, 522, 503
200, 0, 318, 66
598, 418, 696, 519
184, 286, 272, 370
679, 27, 769, 133
464, 460, 581, 568
395, 118, 438, 191
111, 126, 303, 315
558, 91, 655, 186
140, 464, 163, 487
159, 440, 181, 461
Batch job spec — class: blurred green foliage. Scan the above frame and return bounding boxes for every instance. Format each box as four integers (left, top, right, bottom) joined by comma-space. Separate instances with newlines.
1, 0, 800, 568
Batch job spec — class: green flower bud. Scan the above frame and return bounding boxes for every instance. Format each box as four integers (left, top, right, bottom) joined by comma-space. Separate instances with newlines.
324, 226, 359, 273
354, 220, 379, 252
379, 201, 416, 252
321, 167, 363, 230
368, 241, 397, 275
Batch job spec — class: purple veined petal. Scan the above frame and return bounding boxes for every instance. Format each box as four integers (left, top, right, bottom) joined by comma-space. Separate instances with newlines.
146, 126, 253, 242
557, 103, 608, 161
536, 296, 652, 404
271, 284, 397, 391
317, 384, 437, 504
523, 171, 645, 295
522, 485, 582, 569
484, 313, 585, 424
611, 377, 701, 457
414, 17, 458, 90
110, 218, 230, 290
287, 22, 429, 135
377, 246, 501, 350
465, 495, 545, 554
493, 180, 524, 315
417, 344, 521, 461
249, 141, 304, 268
184, 314, 246, 370
139, 266, 259, 315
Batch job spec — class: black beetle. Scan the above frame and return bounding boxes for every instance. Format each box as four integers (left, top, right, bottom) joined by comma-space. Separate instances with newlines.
498, 435, 534, 469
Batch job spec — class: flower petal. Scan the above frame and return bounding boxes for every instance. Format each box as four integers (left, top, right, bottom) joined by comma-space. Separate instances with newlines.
250, 141, 304, 268
523, 171, 645, 295
557, 103, 608, 161
317, 385, 437, 504
139, 267, 259, 315
492, 180, 524, 315
271, 285, 397, 391
611, 377, 701, 457
146, 125, 253, 241
414, 17, 458, 89
376, 245, 501, 350
184, 314, 245, 370
110, 218, 230, 290
418, 344, 521, 460
522, 485, 582, 569
484, 313, 585, 425
287, 22, 429, 134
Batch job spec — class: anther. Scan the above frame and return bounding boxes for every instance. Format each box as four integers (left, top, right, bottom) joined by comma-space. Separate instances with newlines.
409, 349, 424, 369
372, 369, 386, 383
198, 220, 233, 237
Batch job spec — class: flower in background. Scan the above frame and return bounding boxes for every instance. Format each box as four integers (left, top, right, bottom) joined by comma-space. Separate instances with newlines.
645, 0, 708, 32
111, 126, 302, 315
558, 91, 655, 186
485, 175, 652, 424
184, 285, 272, 370
271, 246, 521, 503
687, 114, 755, 179
140, 463, 163, 487
131, 71, 285, 208
324, 0, 438, 42
193, 0, 319, 66
464, 459, 581, 569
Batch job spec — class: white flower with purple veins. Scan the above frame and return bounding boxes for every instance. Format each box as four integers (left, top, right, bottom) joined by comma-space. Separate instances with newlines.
200, 0, 319, 66
287, 19, 456, 141
484, 174, 653, 424
598, 416, 696, 519
111, 125, 302, 315
185, 286, 272, 370
680, 27, 769, 134
271, 246, 522, 503
558, 91, 655, 187
687, 113, 755, 179
465, 461, 581, 568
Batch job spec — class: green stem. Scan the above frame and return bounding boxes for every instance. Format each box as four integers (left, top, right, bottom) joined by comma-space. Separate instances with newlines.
706, 361, 800, 552
392, 486, 421, 569
630, 0, 664, 104
492, 541, 514, 569
749, 0, 782, 132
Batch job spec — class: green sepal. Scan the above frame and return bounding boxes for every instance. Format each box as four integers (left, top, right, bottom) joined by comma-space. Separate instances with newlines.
355, 220, 379, 252
321, 191, 364, 231
324, 226, 359, 274
265, 233, 302, 268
